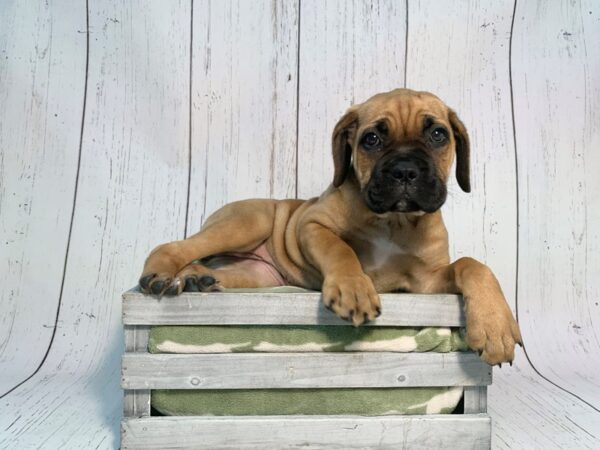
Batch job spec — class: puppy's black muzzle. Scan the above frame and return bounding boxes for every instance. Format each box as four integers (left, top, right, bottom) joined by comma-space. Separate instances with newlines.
364, 150, 447, 214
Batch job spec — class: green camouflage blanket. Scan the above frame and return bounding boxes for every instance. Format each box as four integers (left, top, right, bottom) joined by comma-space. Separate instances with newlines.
149, 288, 468, 416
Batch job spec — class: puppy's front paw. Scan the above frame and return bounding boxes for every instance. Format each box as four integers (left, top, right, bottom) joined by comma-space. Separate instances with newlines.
322, 273, 381, 326
465, 291, 523, 366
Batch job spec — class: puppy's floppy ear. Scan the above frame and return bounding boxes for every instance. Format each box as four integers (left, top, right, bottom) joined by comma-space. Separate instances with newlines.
332, 107, 358, 187
448, 109, 471, 193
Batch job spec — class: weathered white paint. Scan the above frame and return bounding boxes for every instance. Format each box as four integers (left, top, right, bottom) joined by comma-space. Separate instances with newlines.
121, 352, 491, 389
0, 1, 191, 448
121, 414, 492, 450
490, 364, 600, 449
406, 0, 518, 309
123, 326, 150, 418
122, 290, 466, 326
1, 0, 599, 448
512, 0, 600, 409
463, 386, 487, 414
0, 0, 86, 393
297, 0, 407, 199
186, 0, 299, 232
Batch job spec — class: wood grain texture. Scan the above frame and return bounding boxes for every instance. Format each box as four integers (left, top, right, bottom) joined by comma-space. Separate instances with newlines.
490, 365, 600, 449
121, 414, 491, 450
512, 0, 600, 409
123, 326, 150, 418
1, 1, 600, 448
186, 0, 298, 232
463, 386, 487, 413
122, 352, 491, 389
0, 0, 86, 393
406, 0, 518, 308
122, 290, 465, 326
297, 0, 407, 199
0, 1, 191, 448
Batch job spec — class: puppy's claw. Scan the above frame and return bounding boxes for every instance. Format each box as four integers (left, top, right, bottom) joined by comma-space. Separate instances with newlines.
183, 276, 200, 292
150, 280, 167, 296
164, 279, 181, 296
198, 275, 217, 289
139, 274, 155, 290
375, 306, 381, 317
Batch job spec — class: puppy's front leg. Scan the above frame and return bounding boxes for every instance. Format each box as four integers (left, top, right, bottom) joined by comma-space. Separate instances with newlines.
421, 258, 523, 365
299, 223, 380, 326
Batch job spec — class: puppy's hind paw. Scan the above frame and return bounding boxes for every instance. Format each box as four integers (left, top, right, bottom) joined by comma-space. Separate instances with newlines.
139, 272, 174, 297
181, 274, 222, 293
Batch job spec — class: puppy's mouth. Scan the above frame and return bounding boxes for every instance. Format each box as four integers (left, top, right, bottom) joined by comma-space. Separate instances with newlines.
392, 198, 421, 213
366, 191, 423, 214
362, 152, 448, 215
365, 184, 446, 215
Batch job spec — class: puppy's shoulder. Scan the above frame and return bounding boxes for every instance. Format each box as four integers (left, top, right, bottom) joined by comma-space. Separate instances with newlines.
295, 184, 362, 233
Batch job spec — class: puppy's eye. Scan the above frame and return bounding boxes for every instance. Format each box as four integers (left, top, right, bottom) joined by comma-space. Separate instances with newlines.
430, 127, 448, 143
361, 132, 381, 150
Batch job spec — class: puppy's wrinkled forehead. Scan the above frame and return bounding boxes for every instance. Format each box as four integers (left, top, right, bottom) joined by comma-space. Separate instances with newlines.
331, 88, 471, 192
355, 90, 449, 138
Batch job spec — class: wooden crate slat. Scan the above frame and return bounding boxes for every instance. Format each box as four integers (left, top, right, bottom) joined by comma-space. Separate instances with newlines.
121, 414, 491, 449
122, 290, 465, 326
463, 386, 488, 413
123, 326, 151, 418
121, 352, 490, 389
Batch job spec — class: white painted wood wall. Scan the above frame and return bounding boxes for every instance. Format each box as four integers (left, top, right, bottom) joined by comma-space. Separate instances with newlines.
0, 1, 598, 448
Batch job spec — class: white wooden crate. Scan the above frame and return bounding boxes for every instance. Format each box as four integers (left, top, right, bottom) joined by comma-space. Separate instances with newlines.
121, 290, 491, 449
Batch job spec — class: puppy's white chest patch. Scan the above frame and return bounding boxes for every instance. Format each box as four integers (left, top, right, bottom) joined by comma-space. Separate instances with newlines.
367, 237, 406, 271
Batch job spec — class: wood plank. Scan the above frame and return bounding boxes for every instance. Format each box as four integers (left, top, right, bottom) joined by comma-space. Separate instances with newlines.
121, 414, 491, 449
122, 291, 466, 326
297, 0, 407, 199
186, 0, 299, 232
490, 364, 600, 449
121, 352, 490, 389
123, 326, 150, 418
0, 0, 86, 394
124, 325, 150, 353
406, 0, 518, 309
0, 1, 191, 448
512, 0, 600, 408
463, 386, 487, 414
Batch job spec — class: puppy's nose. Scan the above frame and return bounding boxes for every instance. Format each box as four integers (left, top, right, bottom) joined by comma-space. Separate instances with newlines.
391, 160, 420, 182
